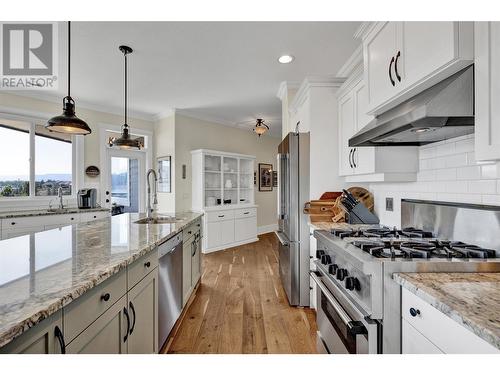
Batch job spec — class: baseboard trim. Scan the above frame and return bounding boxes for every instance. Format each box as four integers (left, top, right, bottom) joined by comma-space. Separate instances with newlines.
202, 237, 259, 254
257, 223, 278, 235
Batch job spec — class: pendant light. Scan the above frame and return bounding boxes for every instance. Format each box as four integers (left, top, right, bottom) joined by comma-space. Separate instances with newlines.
46, 21, 91, 135
110, 45, 141, 150
253, 118, 269, 137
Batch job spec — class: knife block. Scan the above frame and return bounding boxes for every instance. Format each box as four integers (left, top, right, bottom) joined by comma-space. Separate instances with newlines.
347, 202, 380, 224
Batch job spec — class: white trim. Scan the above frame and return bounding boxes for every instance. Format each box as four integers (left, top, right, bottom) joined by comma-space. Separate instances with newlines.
353, 22, 377, 40
202, 237, 259, 254
152, 108, 176, 121
190, 148, 256, 159
276, 81, 300, 100
289, 75, 346, 112
257, 223, 278, 235
8, 92, 156, 122
336, 45, 363, 78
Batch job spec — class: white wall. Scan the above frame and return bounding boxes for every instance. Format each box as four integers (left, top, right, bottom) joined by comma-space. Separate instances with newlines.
154, 113, 176, 213
370, 134, 500, 227
174, 114, 279, 229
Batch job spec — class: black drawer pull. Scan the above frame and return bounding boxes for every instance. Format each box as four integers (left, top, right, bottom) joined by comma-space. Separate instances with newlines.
11, 222, 15, 225
395, 50, 401, 82
93, 215, 97, 219
54, 326, 66, 354
243, 212, 250, 215
70, 217, 74, 221
144, 261, 151, 268
218, 215, 224, 218
389, 56, 395, 86
409, 307, 420, 317
123, 307, 130, 342
101, 293, 110, 302
129, 302, 136, 335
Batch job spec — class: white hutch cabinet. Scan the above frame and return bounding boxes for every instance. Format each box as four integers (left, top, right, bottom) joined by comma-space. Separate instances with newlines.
191, 149, 258, 253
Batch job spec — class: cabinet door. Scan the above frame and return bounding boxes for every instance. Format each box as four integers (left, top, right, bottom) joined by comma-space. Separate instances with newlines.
234, 216, 257, 242
365, 22, 399, 112
475, 22, 500, 161
0, 311, 64, 354
127, 269, 158, 354
402, 319, 443, 354
191, 237, 201, 287
182, 239, 193, 305
66, 296, 128, 354
220, 220, 235, 245
338, 92, 356, 176
352, 81, 375, 175
206, 221, 222, 249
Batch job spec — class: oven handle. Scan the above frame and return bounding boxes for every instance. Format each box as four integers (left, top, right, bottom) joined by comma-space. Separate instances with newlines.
311, 271, 351, 327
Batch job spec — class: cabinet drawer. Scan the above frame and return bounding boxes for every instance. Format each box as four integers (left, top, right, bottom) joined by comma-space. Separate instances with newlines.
80, 211, 110, 223
64, 270, 127, 343
206, 210, 234, 222
402, 318, 443, 354
127, 250, 158, 289
402, 288, 498, 353
234, 207, 256, 219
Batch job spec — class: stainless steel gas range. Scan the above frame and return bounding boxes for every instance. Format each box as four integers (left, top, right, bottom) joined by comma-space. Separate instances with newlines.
312, 199, 500, 354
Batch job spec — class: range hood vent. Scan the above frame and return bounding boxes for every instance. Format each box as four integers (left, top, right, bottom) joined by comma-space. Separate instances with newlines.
349, 65, 474, 147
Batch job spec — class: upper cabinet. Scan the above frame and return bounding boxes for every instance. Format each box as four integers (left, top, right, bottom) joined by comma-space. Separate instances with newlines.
475, 22, 500, 161
337, 55, 418, 182
362, 22, 474, 115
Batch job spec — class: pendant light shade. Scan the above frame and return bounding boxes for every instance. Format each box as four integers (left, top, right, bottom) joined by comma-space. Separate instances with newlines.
110, 45, 141, 150
253, 118, 269, 137
46, 21, 91, 135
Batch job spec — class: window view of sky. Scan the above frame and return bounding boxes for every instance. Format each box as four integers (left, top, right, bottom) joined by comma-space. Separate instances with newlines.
0, 126, 29, 180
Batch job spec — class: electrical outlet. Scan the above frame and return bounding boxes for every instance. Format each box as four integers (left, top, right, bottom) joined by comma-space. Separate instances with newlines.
386, 197, 394, 212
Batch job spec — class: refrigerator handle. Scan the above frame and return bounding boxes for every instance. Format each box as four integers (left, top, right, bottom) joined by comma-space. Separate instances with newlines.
278, 153, 288, 220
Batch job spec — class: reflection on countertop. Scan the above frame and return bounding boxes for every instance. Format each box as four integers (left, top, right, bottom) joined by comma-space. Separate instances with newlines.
393, 272, 500, 351
0, 211, 203, 348
0, 207, 109, 219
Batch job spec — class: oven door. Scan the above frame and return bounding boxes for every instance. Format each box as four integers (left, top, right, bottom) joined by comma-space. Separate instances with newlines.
311, 271, 379, 354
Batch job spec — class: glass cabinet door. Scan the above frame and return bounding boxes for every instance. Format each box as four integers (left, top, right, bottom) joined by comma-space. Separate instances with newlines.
222, 156, 238, 206
204, 155, 222, 207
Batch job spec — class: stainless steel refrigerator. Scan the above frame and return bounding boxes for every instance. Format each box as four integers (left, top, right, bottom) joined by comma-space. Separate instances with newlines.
276, 132, 310, 306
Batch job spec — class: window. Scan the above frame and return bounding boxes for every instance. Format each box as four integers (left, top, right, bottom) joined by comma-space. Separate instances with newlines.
0, 116, 75, 199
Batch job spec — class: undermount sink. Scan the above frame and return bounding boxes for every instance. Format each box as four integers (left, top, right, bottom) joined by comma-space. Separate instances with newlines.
134, 216, 185, 224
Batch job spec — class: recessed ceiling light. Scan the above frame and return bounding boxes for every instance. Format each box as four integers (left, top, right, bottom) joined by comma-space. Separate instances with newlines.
278, 55, 294, 64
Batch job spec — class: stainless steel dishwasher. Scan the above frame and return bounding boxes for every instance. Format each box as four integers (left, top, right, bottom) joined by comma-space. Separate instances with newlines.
158, 232, 183, 349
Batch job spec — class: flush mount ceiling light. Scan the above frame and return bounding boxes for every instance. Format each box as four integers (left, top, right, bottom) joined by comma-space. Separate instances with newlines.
411, 127, 433, 133
278, 55, 294, 64
110, 45, 141, 150
46, 21, 91, 135
253, 119, 270, 137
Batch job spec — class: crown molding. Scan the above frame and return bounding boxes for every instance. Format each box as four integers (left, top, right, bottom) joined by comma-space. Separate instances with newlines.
353, 22, 376, 40
336, 45, 363, 78
337, 64, 364, 98
152, 108, 176, 121
290, 75, 346, 112
276, 81, 300, 100
6, 92, 156, 122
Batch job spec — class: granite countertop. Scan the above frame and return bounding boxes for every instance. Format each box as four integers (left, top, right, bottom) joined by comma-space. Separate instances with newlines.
394, 272, 500, 350
0, 207, 110, 219
308, 221, 377, 231
0, 211, 202, 348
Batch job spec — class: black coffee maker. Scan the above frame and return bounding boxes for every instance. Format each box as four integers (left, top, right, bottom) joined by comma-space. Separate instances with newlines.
78, 188, 97, 209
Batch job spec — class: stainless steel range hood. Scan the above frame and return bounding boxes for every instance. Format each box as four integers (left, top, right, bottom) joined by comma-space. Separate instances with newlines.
349, 65, 474, 147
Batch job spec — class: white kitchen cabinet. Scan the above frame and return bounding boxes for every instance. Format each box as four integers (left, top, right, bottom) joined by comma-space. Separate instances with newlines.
192, 149, 258, 253
0, 311, 64, 354
361, 21, 473, 115
66, 295, 128, 354
309, 227, 317, 311
182, 237, 194, 306
127, 268, 158, 354
191, 233, 201, 287
401, 288, 499, 354
337, 59, 418, 182
474, 22, 500, 161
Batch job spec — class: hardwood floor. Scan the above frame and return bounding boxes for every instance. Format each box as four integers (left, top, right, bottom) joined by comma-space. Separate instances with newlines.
164, 233, 318, 354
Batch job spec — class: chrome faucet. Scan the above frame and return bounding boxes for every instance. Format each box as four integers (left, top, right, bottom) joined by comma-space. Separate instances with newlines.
57, 187, 64, 210
146, 169, 158, 220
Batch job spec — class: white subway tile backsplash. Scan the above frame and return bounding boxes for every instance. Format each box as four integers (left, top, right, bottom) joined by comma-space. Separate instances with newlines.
445, 181, 468, 194
435, 168, 456, 181
481, 164, 499, 179
467, 180, 496, 194
444, 153, 468, 168
417, 170, 435, 181
435, 142, 455, 157
455, 138, 475, 154
482, 194, 500, 205
419, 147, 436, 160
456, 166, 481, 180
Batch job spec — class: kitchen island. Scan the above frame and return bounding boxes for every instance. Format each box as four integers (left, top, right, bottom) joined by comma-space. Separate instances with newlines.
0, 212, 203, 353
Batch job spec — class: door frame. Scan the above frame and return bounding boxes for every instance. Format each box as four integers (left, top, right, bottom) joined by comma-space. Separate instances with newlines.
98, 124, 153, 212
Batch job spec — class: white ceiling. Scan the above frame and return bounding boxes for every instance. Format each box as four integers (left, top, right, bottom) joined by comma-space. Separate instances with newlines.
16, 22, 361, 136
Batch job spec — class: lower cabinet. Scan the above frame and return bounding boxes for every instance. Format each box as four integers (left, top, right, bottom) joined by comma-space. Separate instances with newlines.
66, 295, 128, 354
234, 216, 257, 242
125, 269, 158, 354
191, 233, 201, 287
182, 237, 194, 306
0, 311, 64, 354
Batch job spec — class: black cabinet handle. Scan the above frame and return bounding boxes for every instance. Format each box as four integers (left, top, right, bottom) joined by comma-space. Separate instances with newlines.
218, 215, 224, 218
243, 212, 250, 215
123, 307, 130, 342
129, 302, 136, 335
144, 261, 151, 268
352, 148, 357, 168
197, 223, 201, 227
389, 56, 395, 86
101, 293, 110, 302
106, 199, 110, 203
409, 307, 420, 317
93, 215, 97, 219
395, 51, 401, 82
54, 326, 66, 354
11, 222, 15, 226
348, 149, 353, 169
70, 217, 74, 221
105, 191, 110, 195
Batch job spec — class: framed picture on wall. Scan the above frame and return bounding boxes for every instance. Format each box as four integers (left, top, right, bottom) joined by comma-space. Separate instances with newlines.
157, 156, 171, 193
258, 163, 273, 192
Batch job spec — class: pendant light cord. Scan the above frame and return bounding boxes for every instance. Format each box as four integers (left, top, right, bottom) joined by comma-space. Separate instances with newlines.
67, 21, 71, 98
124, 49, 127, 126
